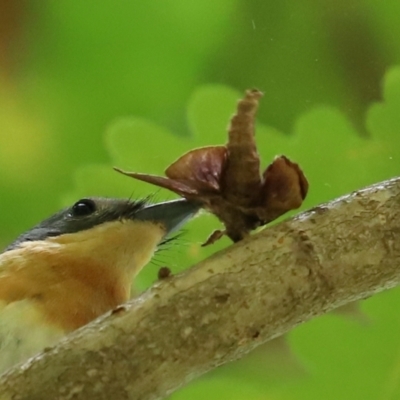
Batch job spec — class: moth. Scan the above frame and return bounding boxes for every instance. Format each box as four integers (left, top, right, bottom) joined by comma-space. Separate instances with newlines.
116, 89, 308, 245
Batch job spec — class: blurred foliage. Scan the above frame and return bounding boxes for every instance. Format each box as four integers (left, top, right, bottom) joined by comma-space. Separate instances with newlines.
1, 1, 400, 399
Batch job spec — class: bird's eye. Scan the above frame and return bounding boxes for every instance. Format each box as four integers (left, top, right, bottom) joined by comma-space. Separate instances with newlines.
71, 199, 96, 217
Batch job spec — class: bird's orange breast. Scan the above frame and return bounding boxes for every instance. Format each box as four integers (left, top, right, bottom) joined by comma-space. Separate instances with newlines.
0, 242, 131, 332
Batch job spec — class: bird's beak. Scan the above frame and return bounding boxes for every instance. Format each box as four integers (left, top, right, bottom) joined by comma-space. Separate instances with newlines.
134, 199, 200, 235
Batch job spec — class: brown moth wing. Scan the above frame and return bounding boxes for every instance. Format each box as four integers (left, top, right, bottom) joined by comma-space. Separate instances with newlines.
261, 156, 309, 212
165, 146, 227, 193
222, 89, 263, 206
113, 168, 198, 196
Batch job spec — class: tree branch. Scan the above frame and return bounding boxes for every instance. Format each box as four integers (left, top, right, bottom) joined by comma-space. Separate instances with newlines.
1, 177, 400, 400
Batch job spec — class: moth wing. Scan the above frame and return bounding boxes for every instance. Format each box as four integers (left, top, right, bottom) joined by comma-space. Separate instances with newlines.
165, 146, 227, 193
114, 168, 198, 196
261, 156, 308, 212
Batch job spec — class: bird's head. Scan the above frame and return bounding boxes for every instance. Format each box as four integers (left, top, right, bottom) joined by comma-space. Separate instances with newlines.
0, 197, 200, 335
5, 197, 200, 278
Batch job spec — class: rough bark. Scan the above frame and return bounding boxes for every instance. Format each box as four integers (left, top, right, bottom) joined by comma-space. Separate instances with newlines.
1, 177, 400, 400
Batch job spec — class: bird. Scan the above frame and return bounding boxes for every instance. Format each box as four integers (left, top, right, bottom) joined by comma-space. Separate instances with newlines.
0, 196, 199, 374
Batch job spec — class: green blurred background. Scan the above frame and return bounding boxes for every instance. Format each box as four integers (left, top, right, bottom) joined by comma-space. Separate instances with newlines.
1, 1, 400, 399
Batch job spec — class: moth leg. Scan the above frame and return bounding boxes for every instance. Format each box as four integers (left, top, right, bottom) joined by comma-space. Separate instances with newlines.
201, 229, 226, 247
